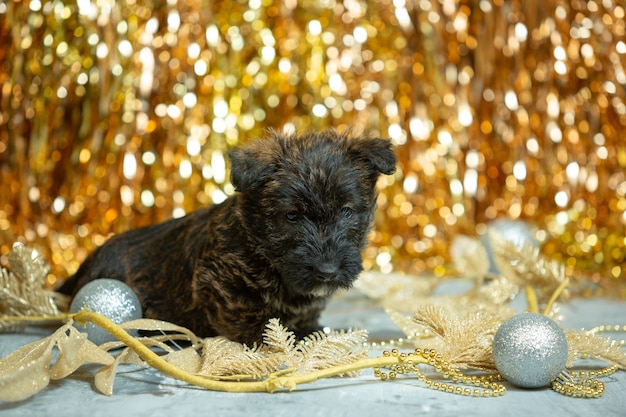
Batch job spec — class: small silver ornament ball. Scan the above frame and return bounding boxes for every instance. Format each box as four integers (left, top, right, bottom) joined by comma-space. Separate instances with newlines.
492, 313, 568, 388
70, 278, 143, 345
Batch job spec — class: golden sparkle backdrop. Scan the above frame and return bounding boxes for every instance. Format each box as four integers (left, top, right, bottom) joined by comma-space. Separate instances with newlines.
0, 0, 625, 294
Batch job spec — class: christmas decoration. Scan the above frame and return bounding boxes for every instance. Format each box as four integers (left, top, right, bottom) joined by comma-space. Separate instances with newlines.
1, 0, 626, 403
199, 318, 368, 378
69, 278, 142, 345
1, 0, 625, 294
0, 311, 373, 401
480, 219, 537, 274
0, 241, 624, 402
0, 242, 59, 331
492, 313, 568, 388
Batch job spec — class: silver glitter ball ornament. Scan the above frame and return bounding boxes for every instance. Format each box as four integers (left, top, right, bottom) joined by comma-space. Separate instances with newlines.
492, 313, 568, 388
481, 218, 536, 274
70, 278, 143, 345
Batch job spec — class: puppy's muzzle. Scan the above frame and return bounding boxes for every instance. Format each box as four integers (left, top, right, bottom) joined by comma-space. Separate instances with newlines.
315, 261, 339, 281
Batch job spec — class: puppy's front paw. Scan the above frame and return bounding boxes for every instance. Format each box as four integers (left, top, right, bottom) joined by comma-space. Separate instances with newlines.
294, 325, 326, 340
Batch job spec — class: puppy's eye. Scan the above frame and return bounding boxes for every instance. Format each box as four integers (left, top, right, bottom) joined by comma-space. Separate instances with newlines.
341, 205, 356, 219
285, 211, 300, 222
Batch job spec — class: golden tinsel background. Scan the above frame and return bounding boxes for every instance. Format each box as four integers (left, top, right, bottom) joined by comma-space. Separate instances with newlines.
0, 0, 625, 295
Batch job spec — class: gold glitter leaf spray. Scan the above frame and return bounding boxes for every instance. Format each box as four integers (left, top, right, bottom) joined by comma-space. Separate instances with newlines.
0, 243, 59, 331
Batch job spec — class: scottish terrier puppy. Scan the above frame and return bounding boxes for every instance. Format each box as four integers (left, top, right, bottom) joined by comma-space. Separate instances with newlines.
61, 129, 396, 344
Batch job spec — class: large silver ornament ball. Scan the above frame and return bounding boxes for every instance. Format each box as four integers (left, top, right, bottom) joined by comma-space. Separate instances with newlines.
481, 218, 536, 274
70, 278, 143, 345
492, 313, 568, 388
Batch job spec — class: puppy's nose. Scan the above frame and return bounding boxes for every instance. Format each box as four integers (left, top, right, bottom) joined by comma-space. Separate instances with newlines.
316, 262, 338, 281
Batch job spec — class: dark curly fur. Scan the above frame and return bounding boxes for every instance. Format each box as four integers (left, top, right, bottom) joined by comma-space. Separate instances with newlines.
60, 129, 396, 345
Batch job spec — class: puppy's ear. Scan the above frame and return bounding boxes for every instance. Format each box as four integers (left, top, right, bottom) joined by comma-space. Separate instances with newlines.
348, 137, 397, 175
229, 139, 280, 191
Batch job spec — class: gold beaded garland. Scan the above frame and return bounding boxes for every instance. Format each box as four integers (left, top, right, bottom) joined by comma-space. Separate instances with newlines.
551, 372, 605, 399
373, 348, 507, 398
372, 347, 620, 398
568, 364, 619, 379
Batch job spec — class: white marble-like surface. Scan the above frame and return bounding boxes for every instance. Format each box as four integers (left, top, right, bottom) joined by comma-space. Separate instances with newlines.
1, 283, 625, 417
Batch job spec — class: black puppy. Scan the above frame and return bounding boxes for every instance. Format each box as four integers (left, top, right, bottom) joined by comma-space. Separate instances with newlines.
61, 129, 396, 345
